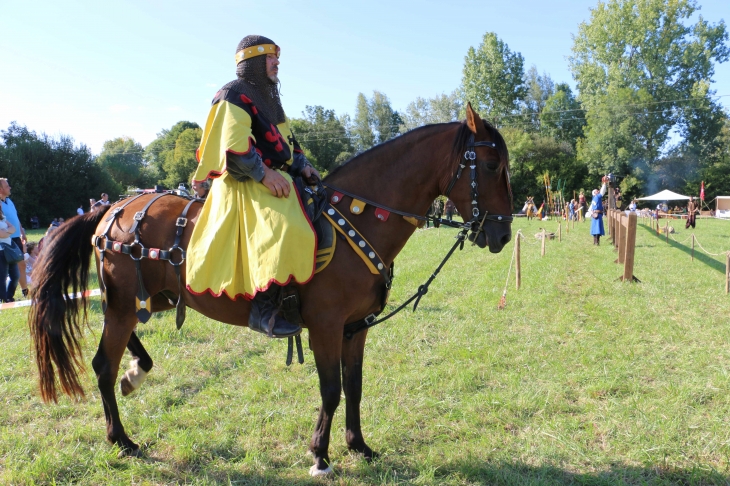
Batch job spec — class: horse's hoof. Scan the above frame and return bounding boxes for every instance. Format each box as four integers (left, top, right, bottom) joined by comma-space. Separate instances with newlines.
120, 377, 135, 397
309, 465, 333, 477
117, 446, 142, 458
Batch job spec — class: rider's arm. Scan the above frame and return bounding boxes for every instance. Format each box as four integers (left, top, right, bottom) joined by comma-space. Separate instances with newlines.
226, 151, 266, 182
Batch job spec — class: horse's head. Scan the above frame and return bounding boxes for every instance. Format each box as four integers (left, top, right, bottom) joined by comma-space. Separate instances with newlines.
445, 103, 513, 253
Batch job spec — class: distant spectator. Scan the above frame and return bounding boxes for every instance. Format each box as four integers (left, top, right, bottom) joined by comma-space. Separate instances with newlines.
92, 193, 110, 210
58, 217, 65, 225
30, 215, 39, 229
89, 198, 97, 210
445, 199, 456, 221
24, 241, 39, 287
0, 203, 19, 303
191, 179, 210, 199
50, 218, 60, 228
77, 205, 84, 216
0, 177, 27, 300
686, 196, 697, 229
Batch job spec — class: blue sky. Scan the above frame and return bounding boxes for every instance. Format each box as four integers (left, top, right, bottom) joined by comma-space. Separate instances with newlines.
1, 0, 728, 154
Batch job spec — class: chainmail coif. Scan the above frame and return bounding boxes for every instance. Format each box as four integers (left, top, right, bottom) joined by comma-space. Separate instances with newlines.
231, 35, 286, 125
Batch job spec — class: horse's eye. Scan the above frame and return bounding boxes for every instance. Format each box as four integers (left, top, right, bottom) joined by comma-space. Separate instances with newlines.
484, 161, 500, 172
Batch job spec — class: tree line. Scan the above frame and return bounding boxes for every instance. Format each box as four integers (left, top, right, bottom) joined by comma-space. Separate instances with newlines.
2, 0, 728, 226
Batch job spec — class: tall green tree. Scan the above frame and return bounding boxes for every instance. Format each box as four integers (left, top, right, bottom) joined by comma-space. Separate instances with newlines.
352, 93, 375, 153
289, 105, 353, 172
145, 121, 201, 186
402, 92, 462, 131
569, 0, 729, 186
351, 91, 403, 153
520, 66, 555, 131
0, 122, 118, 224
97, 137, 150, 189
541, 83, 585, 146
460, 32, 526, 123
161, 127, 203, 188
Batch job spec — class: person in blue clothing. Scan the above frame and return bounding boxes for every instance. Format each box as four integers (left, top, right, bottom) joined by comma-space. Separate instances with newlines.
590, 177, 608, 245
0, 178, 28, 300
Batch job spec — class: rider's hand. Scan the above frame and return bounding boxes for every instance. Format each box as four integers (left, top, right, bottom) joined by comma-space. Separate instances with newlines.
302, 164, 321, 185
261, 165, 291, 198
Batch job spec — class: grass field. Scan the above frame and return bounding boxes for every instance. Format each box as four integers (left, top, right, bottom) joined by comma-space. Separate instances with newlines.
2, 216, 730, 485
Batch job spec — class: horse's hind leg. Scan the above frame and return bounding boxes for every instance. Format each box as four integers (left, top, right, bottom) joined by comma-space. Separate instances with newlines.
341, 331, 377, 461
120, 331, 152, 397
91, 311, 140, 456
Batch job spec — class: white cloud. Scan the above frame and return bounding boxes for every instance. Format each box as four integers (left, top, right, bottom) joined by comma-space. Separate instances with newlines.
109, 104, 130, 114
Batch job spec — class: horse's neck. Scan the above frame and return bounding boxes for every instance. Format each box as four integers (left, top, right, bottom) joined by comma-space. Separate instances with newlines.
326, 128, 454, 261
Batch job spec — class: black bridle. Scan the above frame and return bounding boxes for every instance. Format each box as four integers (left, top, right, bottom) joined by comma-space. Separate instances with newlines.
442, 133, 513, 238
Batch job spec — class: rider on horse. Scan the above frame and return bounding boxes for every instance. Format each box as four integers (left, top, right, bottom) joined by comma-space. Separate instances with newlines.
186, 35, 320, 338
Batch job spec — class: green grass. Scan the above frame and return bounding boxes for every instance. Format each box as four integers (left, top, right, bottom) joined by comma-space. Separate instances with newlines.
2, 217, 730, 485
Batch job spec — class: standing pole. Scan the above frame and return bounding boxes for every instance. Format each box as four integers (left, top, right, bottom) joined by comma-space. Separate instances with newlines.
515, 233, 522, 290
726, 252, 730, 294
541, 229, 546, 257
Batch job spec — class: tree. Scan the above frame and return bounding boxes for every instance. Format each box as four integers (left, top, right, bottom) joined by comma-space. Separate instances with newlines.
0, 122, 119, 224
161, 127, 203, 188
402, 92, 462, 131
289, 105, 353, 172
145, 121, 201, 186
520, 66, 555, 131
352, 93, 375, 153
351, 91, 403, 153
569, 0, 729, 185
460, 32, 526, 123
541, 83, 585, 146
97, 137, 149, 189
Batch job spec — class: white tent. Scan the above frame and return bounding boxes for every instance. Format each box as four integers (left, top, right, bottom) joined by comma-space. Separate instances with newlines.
716, 196, 730, 218
637, 189, 690, 201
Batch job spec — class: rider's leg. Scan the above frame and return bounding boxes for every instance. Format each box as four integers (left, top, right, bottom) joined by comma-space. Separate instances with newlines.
248, 285, 301, 338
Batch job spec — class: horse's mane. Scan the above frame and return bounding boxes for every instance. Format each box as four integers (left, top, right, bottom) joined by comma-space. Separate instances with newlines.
324, 120, 508, 181
325, 123, 457, 180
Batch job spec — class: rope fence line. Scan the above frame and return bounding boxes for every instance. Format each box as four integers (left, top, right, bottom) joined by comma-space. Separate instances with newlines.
0, 288, 102, 312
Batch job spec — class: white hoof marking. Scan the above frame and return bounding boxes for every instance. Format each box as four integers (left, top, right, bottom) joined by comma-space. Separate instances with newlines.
309, 465, 333, 477
121, 358, 148, 394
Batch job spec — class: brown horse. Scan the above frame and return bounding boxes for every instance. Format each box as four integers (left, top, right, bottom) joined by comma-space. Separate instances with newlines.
29, 104, 512, 476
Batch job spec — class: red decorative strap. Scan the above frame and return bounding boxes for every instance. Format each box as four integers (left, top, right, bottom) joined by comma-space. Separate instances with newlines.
331, 192, 344, 204
374, 208, 390, 222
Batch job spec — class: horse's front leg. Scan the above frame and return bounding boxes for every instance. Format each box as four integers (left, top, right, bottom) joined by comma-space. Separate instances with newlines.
341, 330, 378, 460
308, 325, 343, 476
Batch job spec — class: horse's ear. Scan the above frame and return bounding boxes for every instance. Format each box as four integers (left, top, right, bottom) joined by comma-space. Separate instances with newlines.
465, 102, 481, 134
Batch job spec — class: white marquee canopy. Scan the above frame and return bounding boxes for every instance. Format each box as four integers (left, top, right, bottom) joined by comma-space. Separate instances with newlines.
637, 189, 690, 201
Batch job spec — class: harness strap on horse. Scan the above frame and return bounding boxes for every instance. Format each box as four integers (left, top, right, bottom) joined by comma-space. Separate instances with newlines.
92, 193, 147, 312
129, 193, 171, 322
171, 198, 198, 329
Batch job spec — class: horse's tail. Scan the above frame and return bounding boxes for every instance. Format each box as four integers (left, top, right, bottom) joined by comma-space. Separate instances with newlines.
29, 206, 111, 403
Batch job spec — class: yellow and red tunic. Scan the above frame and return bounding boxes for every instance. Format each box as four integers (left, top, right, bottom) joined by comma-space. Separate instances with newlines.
186, 88, 316, 300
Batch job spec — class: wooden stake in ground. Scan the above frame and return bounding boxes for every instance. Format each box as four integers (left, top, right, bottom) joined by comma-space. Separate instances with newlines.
726, 252, 730, 294
515, 235, 521, 290
541, 229, 546, 257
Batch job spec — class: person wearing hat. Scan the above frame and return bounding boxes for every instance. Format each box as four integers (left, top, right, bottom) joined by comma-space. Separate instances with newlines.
590, 177, 608, 245
186, 35, 320, 338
